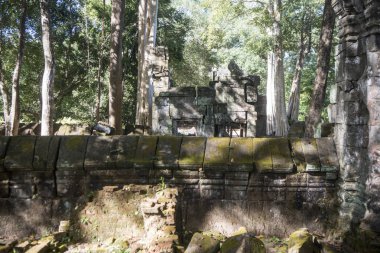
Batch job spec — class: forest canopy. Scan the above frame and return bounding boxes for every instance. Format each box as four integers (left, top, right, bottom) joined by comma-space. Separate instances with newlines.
0, 0, 336, 133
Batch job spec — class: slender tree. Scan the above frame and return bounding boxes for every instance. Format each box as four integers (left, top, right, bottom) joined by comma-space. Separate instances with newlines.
266, 0, 288, 136
135, 0, 158, 127
304, 0, 335, 137
9, 0, 27, 136
109, 0, 125, 134
40, 0, 55, 136
287, 12, 312, 122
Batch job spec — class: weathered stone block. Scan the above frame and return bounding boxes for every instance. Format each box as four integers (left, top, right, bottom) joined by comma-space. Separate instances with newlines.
229, 138, 254, 171
149, 169, 173, 184
301, 139, 321, 172
134, 136, 158, 170
89, 169, 149, 189
0, 137, 10, 171
84, 136, 113, 170
200, 185, 224, 199
290, 138, 306, 172
4, 136, 36, 171
155, 136, 182, 169
56, 136, 88, 171
33, 136, 60, 171
179, 137, 206, 170
286, 173, 308, 188
367, 33, 380, 52
56, 170, 86, 197
271, 138, 295, 173
204, 137, 230, 171
116, 135, 139, 169
252, 138, 273, 173
307, 174, 326, 188
317, 138, 339, 172
0, 172, 9, 197
199, 170, 224, 179
225, 188, 247, 200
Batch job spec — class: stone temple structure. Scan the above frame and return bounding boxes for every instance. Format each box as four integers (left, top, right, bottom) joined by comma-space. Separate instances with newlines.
149, 47, 266, 137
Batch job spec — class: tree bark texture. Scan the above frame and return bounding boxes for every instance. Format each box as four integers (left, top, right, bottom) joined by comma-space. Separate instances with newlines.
135, 0, 158, 127
287, 13, 311, 122
95, 0, 106, 122
266, 0, 288, 136
40, 0, 55, 136
9, 1, 27, 136
0, 60, 10, 136
304, 0, 335, 137
109, 0, 125, 135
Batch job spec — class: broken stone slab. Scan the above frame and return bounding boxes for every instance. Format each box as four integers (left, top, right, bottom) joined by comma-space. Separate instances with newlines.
179, 137, 206, 170
316, 138, 339, 173
229, 138, 254, 172
185, 232, 220, 253
253, 138, 273, 173
204, 138, 231, 171
24, 240, 50, 253
220, 233, 266, 253
287, 228, 321, 253
115, 135, 139, 169
154, 136, 182, 169
56, 136, 89, 171
4, 136, 36, 171
33, 136, 61, 171
0, 137, 10, 171
84, 136, 113, 170
134, 135, 158, 170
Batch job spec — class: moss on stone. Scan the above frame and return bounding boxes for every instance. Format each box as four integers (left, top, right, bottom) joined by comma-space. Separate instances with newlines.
204, 138, 230, 164
229, 138, 254, 165
179, 137, 206, 165
253, 138, 273, 173
221, 234, 266, 253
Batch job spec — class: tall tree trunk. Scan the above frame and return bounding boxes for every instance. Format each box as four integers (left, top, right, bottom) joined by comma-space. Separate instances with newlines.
135, 0, 158, 127
109, 0, 125, 135
40, 0, 55, 136
9, 0, 27, 136
267, 0, 288, 136
0, 60, 10, 136
304, 0, 335, 137
95, 0, 106, 122
287, 14, 311, 122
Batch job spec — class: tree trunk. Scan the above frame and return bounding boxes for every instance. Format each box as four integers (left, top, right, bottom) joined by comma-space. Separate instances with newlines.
40, 0, 55, 136
9, 1, 27, 136
287, 14, 311, 122
0, 60, 10, 136
109, 0, 125, 135
95, 0, 106, 122
267, 0, 288, 136
304, 0, 335, 137
135, 0, 158, 127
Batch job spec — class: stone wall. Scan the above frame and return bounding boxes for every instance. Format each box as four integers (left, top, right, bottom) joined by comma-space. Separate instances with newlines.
330, 0, 380, 249
0, 135, 339, 240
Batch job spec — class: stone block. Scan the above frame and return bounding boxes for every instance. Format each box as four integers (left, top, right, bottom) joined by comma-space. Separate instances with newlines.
229, 138, 254, 171
271, 138, 295, 173
134, 136, 158, 170
89, 169, 149, 189
179, 137, 206, 170
367, 33, 380, 52
56, 136, 88, 171
290, 138, 306, 172
84, 136, 113, 170
155, 136, 182, 169
199, 178, 225, 185
225, 188, 247, 200
200, 184, 224, 199
33, 136, 61, 171
0, 172, 9, 197
9, 171, 56, 198
286, 173, 308, 188
116, 135, 139, 169
199, 170, 224, 179
301, 139, 321, 172
0, 137, 10, 171
149, 169, 173, 184
56, 170, 87, 197
4, 136, 36, 171
204, 137, 230, 171
307, 174, 326, 188
252, 138, 273, 173
316, 138, 339, 173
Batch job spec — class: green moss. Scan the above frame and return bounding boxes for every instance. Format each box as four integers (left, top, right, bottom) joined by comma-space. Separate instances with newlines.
179, 137, 206, 165
204, 138, 230, 164
230, 138, 254, 164
253, 138, 273, 173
